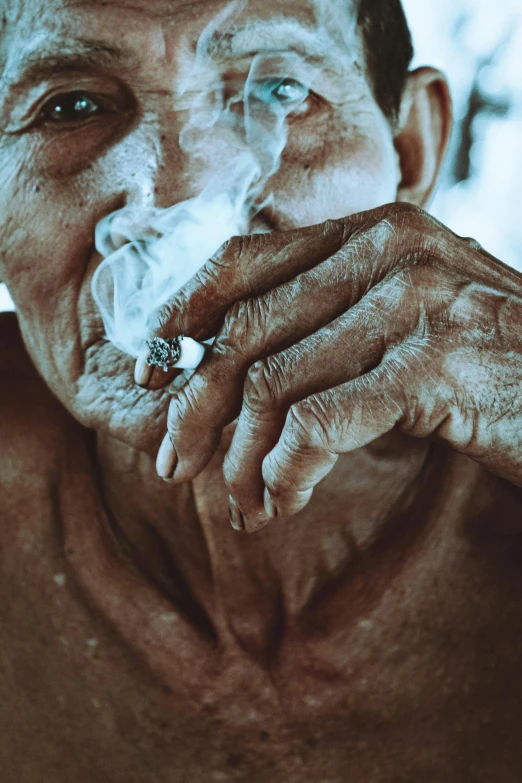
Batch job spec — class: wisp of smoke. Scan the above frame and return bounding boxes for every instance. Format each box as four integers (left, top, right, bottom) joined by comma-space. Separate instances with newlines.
92, 0, 356, 360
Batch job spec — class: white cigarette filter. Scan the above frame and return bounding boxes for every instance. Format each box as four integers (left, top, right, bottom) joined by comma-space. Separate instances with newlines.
175, 337, 208, 369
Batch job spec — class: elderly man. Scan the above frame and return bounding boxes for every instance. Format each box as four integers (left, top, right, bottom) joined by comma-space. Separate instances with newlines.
2, 0, 522, 780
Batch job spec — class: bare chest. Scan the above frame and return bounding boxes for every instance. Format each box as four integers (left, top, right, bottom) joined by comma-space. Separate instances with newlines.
3, 440, 522, 782
2, 510, 522, 783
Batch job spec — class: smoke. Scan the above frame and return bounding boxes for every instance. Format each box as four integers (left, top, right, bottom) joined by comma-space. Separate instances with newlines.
92, 0, 356, 359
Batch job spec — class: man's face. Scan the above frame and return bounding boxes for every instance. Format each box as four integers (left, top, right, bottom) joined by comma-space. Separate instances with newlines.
0, 0, 401, 452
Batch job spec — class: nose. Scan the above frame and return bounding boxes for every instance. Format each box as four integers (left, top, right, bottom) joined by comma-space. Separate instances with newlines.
151, 103, 245, 211
143, 99, 203, 211
151, 133, 195, 211
110, 99, 212, 215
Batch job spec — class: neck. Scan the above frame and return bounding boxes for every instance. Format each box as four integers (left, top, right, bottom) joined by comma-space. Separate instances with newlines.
88, 427, 431, 663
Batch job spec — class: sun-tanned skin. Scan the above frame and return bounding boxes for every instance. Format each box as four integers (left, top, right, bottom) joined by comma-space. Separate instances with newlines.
2, 1, 522, 781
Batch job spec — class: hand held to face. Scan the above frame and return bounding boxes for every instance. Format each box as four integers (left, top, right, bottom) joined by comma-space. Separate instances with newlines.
141, 203, 522, 533
92, 45, 324, 367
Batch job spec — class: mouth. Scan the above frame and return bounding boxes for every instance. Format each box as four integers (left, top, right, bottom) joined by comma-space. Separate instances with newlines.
82, 196, 281, 458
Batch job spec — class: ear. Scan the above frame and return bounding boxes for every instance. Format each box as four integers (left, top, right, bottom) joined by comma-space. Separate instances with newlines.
395, 67, 453, 208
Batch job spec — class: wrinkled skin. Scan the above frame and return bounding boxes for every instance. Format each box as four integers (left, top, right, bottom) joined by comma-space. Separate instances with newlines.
150, 205, 522, 531
0, 0, 400, 454
2, 0, 522, 781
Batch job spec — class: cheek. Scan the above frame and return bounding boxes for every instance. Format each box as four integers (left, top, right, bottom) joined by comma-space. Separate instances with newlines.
0, 127, 160, 309
0, 182, 100, 381
0, 173, 96, 312
0, 148, 122, 383
268, 115, 400, 229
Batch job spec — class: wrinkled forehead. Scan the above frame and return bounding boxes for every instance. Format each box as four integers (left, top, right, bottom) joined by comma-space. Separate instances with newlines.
1, 0, 360, 76
2, 0, 357, 21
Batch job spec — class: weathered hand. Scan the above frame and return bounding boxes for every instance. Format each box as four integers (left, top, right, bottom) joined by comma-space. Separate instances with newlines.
144, 203, 522, 532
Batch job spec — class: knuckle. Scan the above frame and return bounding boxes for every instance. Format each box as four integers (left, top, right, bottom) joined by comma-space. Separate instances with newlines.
287, 396, 332, 449
211, 236, 240, 269
235, 232, 268, 259
166, 383, 208, 433
262, 454, 298, 497
388, 203, 425, 227
368, 202, 422, 235
216, 233, 266, 268
322, 217, 349, 247
392, 201, 423, 225
220, 301, 249, 350
461, 236, 484, 253
219, 296, 269, 356
244, 356, 287, 415
391, 205, 436, 264
399, 202, 424, 219
149, 292, 187, 337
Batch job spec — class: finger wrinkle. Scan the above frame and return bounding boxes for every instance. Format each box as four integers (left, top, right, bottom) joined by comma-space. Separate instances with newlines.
219, 297, 271, 358
243, 358, 288, 414
286, 398, 334, 451
167, 384, 217, 432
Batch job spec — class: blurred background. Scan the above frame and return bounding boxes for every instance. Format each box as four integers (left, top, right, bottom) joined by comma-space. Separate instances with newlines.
403, 0, 522, 271
1, 0, 520, 311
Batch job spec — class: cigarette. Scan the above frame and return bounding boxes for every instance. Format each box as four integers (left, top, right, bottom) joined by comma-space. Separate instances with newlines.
175, 337, 208, 369
146, 336, 209, 372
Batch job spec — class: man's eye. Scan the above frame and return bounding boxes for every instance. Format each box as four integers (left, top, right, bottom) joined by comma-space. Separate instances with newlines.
41, 92, 104, 123
249, 78, 310, 108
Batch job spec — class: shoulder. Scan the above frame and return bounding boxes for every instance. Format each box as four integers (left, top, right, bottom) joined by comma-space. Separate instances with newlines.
0, 313, 71, 489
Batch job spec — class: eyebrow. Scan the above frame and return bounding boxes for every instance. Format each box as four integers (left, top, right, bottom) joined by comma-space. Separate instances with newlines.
2, 16, 352, 94
203, 17, 353, 68
2, 39, 131, 91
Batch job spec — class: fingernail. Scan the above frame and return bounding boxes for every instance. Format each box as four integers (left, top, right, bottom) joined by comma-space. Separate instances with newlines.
156, 433, 177, 480
229, 497, 245, 532
263, 488, 279, 519
135, 355, 153, 387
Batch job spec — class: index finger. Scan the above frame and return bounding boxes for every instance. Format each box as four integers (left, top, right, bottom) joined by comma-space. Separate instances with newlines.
141, 202, 424, 390
147, 212, 370, 343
